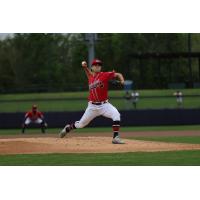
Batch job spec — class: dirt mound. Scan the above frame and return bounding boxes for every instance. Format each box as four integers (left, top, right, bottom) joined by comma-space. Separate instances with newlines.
1, 136, 200, 155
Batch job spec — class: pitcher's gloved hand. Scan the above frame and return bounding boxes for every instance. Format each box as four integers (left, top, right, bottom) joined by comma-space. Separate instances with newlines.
110, 80, 124, 86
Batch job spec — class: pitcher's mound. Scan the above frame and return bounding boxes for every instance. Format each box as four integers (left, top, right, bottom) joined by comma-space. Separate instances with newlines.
1, 136, 200, 154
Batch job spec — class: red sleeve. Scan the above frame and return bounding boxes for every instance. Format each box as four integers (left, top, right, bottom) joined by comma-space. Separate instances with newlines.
25, 112, 31, 118
104, 71, 116, 80
38, 112, 43, 118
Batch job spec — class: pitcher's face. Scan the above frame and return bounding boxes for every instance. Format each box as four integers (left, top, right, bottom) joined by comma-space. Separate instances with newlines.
91, 64, 102, 73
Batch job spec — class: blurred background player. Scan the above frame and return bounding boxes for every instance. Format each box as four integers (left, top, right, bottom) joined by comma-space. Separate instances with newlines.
21, 105, 48, 133
131, 91, 140, 109
124, 91, 131, 110
59, 59, 125, 144
173, 91, 183, 108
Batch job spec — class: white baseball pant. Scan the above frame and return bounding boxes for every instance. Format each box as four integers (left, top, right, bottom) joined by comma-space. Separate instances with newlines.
24, 118, 43, 125
74, 102, 120, 128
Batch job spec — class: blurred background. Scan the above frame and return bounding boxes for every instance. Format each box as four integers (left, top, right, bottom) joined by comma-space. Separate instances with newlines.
1, 33, 200, 128
1, 33, 200, 92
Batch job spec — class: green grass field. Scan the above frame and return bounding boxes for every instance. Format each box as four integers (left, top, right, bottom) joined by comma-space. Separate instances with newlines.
1, 88, 200, 100
0, 150, 200, 166
1, 124, 200, 135
0, 125, 200, 165
1, 88, 200, 112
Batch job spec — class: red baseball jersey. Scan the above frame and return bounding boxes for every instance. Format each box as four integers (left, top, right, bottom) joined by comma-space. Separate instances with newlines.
25, 111, 43, 121
88, 71, 115, 102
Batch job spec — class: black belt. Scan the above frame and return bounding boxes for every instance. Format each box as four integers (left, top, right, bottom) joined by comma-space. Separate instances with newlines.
92, 101, 107, 105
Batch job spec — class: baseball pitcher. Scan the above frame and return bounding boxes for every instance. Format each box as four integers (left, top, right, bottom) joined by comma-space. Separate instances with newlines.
59, 59, 125, 144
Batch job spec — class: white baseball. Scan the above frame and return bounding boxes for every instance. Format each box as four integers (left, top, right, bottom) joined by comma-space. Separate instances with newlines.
82, 61, 87, 65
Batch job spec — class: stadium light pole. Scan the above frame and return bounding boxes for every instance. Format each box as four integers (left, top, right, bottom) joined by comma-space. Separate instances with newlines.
85, 33, 98, 67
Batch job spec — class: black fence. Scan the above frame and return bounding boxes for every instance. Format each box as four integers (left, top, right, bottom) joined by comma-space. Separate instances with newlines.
0, 109, 200, 129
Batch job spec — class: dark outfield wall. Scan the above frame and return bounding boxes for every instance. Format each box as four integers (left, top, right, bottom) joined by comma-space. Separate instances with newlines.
0, 109, 200, 128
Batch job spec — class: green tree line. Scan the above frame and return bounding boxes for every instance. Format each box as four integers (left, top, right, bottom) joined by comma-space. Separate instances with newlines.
0, 33, 200, 93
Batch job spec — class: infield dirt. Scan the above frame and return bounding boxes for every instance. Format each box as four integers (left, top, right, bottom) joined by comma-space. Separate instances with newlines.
0, 131, 200, 154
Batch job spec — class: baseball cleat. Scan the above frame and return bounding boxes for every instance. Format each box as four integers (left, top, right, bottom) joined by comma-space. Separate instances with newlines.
59, 124, 71, 138
112, 136, 125, 144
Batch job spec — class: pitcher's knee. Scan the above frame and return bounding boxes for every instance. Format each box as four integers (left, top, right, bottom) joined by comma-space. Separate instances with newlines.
112, 111, 121, 121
